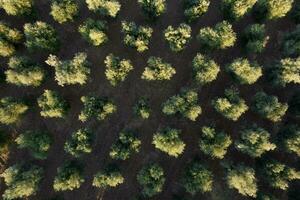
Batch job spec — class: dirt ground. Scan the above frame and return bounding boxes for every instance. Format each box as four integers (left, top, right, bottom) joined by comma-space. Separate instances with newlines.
0, 0, 299, 200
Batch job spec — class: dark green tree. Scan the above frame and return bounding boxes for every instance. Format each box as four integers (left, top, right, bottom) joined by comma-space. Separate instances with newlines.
279, 125, 300, 157
133, 97, 151, 119
253, 0, 294, 20
183, 0, 210, 22
282, 25, 300, 57
0, 97, 28, 125
138, 0, 166, 20
0, 22, 22, 57
221, 0, 257, 21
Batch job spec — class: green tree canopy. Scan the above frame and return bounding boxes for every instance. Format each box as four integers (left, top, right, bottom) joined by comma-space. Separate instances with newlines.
138, 0, 166, 20
0, 97, 28, 125
222, 0, 257, 21
183, 0, 210, 22
93, 167, 124, 188
50, 0, 79, 24
0, 0, 34, 16
280, 125, 300, 157
282, 25, 300, 57
164, 23, 192, 52
0, 22, 22, 57
133, 97, 151, 119
85, 0, 121, 17
254, 0, 294, 20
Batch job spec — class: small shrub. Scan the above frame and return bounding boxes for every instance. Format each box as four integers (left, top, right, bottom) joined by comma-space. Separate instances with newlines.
254, 0, 294, 20
133, 97, 151, 119
50, 0, 79, 24
221, 0, 257, 21
93, 167, 124, 188
0, 22, 22, 57
183, 0, 210, 22
164, 23, 192, 52
138, 0, 166, 20
85, 0, 121, 17
0, 97, 28, 125
0, 0, 34, 16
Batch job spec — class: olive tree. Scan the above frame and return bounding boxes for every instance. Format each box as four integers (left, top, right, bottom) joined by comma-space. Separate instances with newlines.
53, 161, 84, 191
293, 3, 300, 23
279, 125, 300, 157
226, 58, 262, 84
162, 89, 202, 121
212, 88, 248, 121
24, 21, 60, 52
181, 162, 213, 195
93, 167, 124, 188
85, 0, 121, 17
0, 130, 10, 158
121, 21, 153, 52
199, 126, 232, 159
282, 25, 300, 57
183, 0, 210, 22
78, 18, 108, 46
0, 22, 22, 57
141, 57, 176, 81
197, 21, 236, 50
104, 54, 133, 86
152, 127, 185, 157
50, 0, 79, 24
0, 97, 28, 125
254, 0, 294, 20
45, 52, 90, 86
5, 56, 45, 87
1, 163, 43, 200
252, 91, 288, 122
137, 163, 165, 197
289, 93, 300, 117
138, 0, 166, 20
221, 0, 257, 21
109, 131, 141, 160
0, 0, 34, 16
133, 97, 151, 119
164, 23, 192, 52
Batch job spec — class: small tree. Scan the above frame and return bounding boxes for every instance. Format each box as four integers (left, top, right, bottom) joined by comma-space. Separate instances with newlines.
162, 89, 202, 121
263, 160, 300, 190
226, 58, 262, 84
0, 22, 22, 57
5, 56, 45, 87
253, 0, 294, 20
226, 164, 257, 197
0, 97, 28, 125
85, 0, 121, 17
235, 125, 276, 158
50, 0, 79, 24
24, 21, 59, 52
292, 3, 300, 24
152, 127, 185, 157
78, 18, 108, 46
0, 130, 10, 158
242, 23, 269, 54
289, 93, 300, 117
199, 126, 232, 159
46, 52, 90, 86
280, 125, 300, 157
1, 163, 43, 200
104, 54, 133, 86
93, 167, 124, 188
164, 23, 192, 52
197, 21, 236, 50
181, 162, 213, 195
133, 97, 151, 119
53, 161, 84, 191
183, 0, 210, 22
37, 90, 69, 118
64, 128, 93, 157
79, 95, 116, 122
15, 130, 52, 160
0, 0, 34, 16
212, 88, 248, 121
192, 53, 220, 85
138, 0, 166, 20
252, 91, 288, 122
137, 163, 165, 197
109, 131, 141, 160
141, 57, 176, 81
282, 25, 300, 57
121, 21, 153, 52
221, 0, 257, 21
257, 193, 278, 200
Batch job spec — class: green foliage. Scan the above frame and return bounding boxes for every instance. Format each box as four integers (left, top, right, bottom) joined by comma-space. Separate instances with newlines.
235, 125, 276, 157
226, 164, 257, 197
121, 21, 153, 52
37, 90, 69, 118
212, 88, 248, 121
93, 167, 124, 188
252, 91, 288, 122
79, 95, 116, 122
164, 23, 192, 52
152, 127, 185, 157
138, 0, 166, 20
141, 57, 176, 81
109, 131, 141, 160
282, 25, 300, 57
24, 21, 59, 52
254, 0, 294, 20
64, 128, 93, 157
85, 0, 121, 17
280, 125, 300, 157
183, 0, 210, 22
289, 93, 300, 117
0, 130, 10, 155
1, 164, 43, 200
53, 161, 84, 191
104, 53, 133, 86
242, 23, 269, 54
256, 193, 278, 200
133, 97, 151, 119
0, 97, 28, 125
226, 58, 262, 84
0, 22, 22, 57
5, 56, 45, 87
192, 53, 220, 85
50, 0, 79, 24
292, 3, 300, 23
182, 162, 213, 195
137, 163, 165, 197
46, 52, 90, 86
162, 89, 202, 121
0, 0, 34, 16
199, 126, 232, 159
197, 21, 236, 50
222, 0, 257, 21
78, 18, 108, 46
15, 130, 52, 160
263, 160, 300, 190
